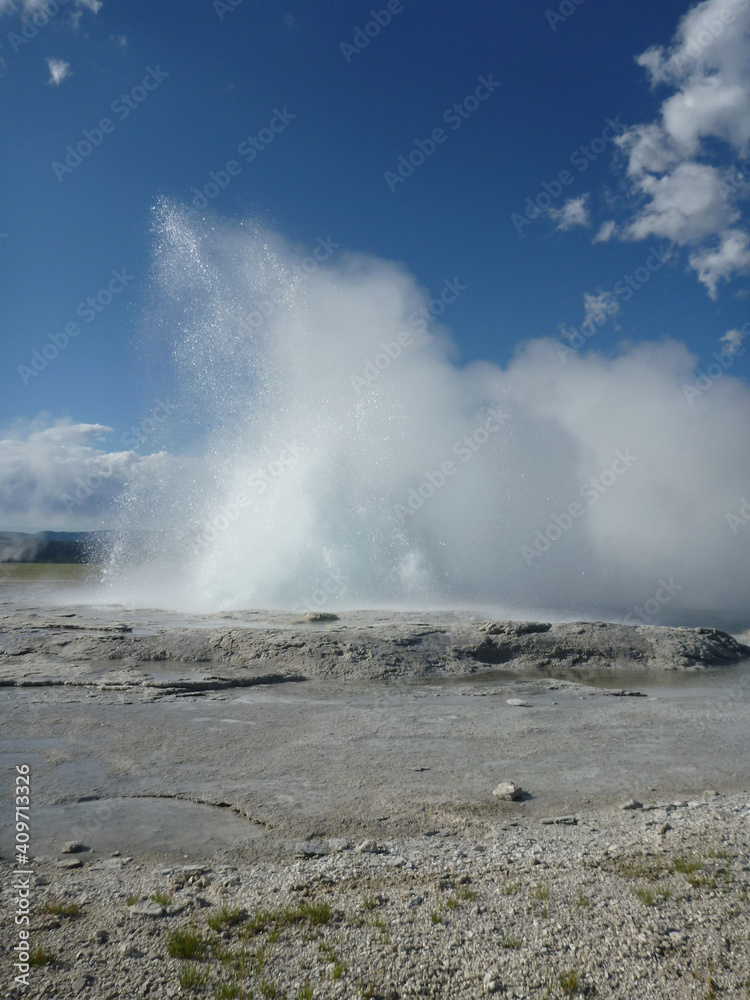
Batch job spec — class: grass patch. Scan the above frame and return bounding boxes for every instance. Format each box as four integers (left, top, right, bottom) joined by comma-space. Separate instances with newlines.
167, 927, 209, 961
574, 893, 591, 909
501, 936, 522, 950
634, 887, 656, 906
502, 881, 522, 896
242, 901, 331, 941
207, 906, 246, 932
362, 894, 378, 910
43, 899, 80, 918
29, 946, 55, 966
259, 981, 279, 999
152, 890, 173, 907
297, 985, 313, 1000
533, 882, 549, 901
558, 969, 580, 996
179, 965, 209, 991
214, 984, 243, 999
445, 897, 459, 910
430, 911, 443, 925
456, 885, 477, 901
673, 855, 702, 875
126, 894, 139, 906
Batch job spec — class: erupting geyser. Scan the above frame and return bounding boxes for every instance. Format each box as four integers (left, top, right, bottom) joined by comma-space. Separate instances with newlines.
102, 200, 750, 625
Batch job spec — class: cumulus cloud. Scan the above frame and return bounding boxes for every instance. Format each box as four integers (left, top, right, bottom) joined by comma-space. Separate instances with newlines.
110, 33, 127, 50
600, 0, 750, 297
47, 57, 71, 85
0, 418, 169, 532
547, 194, 590, 231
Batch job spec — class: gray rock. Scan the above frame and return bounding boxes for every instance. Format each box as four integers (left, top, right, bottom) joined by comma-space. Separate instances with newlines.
118, 942, 143, 958
493, 781, 524, 801
621, 799, 643, 810
540, 815, 578, 825
127, 901, 165, 917
57, 857, 84, 869
296, 839, 331, 857
61, 841, 85, 853
506, 698, 531, 707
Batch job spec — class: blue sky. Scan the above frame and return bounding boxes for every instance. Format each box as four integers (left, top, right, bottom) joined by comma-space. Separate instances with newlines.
1, 0, 749, 542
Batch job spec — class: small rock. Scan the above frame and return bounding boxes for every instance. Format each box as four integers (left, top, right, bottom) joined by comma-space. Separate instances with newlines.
299, 612, 339, 622
506, 698, 530, 707
658, 822, 672, 835
540, 816, 577, 826
72, 976, 91, 994
409, 895, 424, 908
93, 929, 109, 944
61, 841, 85, 854
621, 799, 643, 810
57, 857, 83, 869
328, 838, 351, 852
296, 840, 330, 857
128, 901, 165, 917
493, 781, 524, 801
118, 942, 143, 958
355, 840, 380, 853
483, 970, 500, 994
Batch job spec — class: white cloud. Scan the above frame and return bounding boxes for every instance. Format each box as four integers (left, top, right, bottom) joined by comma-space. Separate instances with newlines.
0, 0, 101, 13
0, 419, 169, 532
593, 220, 617, 243
690, 228, 750, 297
583, 290, 620, 330
598, 0, 750, 296
547, 194, 590, 231
111, 33, 127, 50
47, 56, 71, 85
719, 326, 746, 352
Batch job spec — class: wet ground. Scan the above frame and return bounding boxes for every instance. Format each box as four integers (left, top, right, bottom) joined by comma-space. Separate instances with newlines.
1, 573, 749, 863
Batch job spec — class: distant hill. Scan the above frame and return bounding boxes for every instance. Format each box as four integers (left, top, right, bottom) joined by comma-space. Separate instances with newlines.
0, 531, 110, 563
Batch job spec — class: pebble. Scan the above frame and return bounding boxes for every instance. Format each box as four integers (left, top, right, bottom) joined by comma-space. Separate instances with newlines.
61, 841, 86, 854
506, 698, 531, 707
493, 781, 524, 801
621, 799, 643, 810
127, 901, 165, 917
540, 816, 577, 825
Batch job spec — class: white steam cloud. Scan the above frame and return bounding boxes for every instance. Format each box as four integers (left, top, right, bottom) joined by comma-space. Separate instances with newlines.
100, 203, 750, 627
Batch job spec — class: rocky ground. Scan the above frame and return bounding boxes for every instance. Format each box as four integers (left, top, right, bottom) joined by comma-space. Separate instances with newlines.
1, 590, 750, 998
2, 791, 749, 1000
